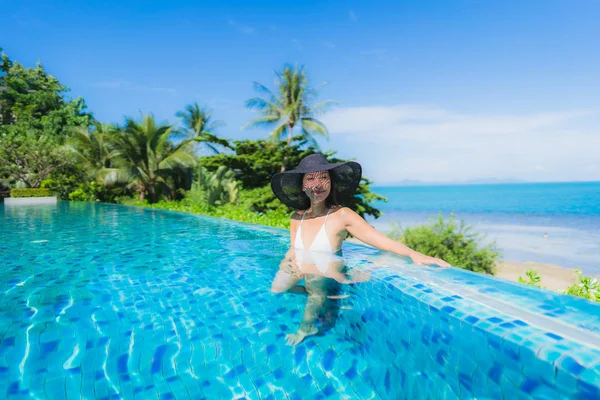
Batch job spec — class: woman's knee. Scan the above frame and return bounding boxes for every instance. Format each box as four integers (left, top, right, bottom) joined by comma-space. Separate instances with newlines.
271, 284, 289, 293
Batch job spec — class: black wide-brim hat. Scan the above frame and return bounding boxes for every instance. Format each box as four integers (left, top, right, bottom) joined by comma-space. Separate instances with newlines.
271, 153, 362, 210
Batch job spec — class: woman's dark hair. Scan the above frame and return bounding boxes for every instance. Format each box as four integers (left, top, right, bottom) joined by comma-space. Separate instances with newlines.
325, 171, 339, 206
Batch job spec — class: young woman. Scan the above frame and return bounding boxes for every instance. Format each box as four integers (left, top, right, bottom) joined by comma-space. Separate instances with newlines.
270, 153, 449, 345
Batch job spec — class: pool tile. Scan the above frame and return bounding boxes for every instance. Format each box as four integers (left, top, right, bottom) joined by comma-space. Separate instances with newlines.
4, 203, 600, 400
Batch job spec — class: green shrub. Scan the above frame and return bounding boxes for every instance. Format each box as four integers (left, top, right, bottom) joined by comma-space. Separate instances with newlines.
41, 164, 88, 200
564, 269, 600, 302
41, 176, 82, 200
191, 166, 239, 206
120, 196, 291, 229
198, 137, 385, 219
238, 185, 290, 214
389, 214, 500, 274
518, 269, 543, 287
516, 268, 599, 302
10, 188, 53, 198
68, 181, 110, 202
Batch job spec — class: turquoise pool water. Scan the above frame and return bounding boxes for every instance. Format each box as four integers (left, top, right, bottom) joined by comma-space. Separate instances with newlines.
1, 202, 600, 399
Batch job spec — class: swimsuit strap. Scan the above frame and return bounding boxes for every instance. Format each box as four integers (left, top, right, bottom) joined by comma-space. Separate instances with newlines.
323, 207, 332, 222
301, 207, 331, 226
300, 210, 307, 226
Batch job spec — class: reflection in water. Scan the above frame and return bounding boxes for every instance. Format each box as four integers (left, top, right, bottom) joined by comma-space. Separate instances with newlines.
271, 248, 371, 345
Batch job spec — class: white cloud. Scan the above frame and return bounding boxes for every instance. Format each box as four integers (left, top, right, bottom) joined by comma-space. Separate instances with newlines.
320, 41, 336, 49
228, 19, 255, 34
349, 10, 358, 22
321, 105, 600, 183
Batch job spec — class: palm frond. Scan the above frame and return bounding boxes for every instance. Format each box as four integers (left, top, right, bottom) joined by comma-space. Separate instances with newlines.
307, 99, 338, 116
244, 97, 282, 112
269, 122, 289, 143
241, 115, 283, 131
301, 117, 329, 138
251, 81, 277, 102
243, 64, 336, 147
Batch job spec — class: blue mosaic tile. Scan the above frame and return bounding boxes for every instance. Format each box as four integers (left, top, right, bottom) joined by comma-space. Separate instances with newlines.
3, 203, 600, 400
560, 356, 585, 376
544, 332, 564, 341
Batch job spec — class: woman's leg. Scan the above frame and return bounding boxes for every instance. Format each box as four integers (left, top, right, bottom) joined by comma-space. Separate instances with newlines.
285, 274, 328, 345
270, 268, 305, 294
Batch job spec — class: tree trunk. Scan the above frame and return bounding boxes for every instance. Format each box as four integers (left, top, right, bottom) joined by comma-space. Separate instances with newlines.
280, 124, 294, 172
286, 123, 293, 146
149, 182, 156, 204
138, 184, 145, 201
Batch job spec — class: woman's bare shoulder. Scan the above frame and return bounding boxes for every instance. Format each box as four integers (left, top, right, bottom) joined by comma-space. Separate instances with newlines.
290, 210, 304, 223
334, 206, 357, 217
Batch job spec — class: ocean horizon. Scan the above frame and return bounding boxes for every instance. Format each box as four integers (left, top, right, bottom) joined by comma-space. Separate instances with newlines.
365, 181, 600, 275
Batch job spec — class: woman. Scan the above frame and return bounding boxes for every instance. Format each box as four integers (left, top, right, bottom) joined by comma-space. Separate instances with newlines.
270, 153, 449, 344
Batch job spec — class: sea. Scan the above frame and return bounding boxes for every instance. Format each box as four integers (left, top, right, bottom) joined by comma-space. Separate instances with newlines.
364, 182, 600, 275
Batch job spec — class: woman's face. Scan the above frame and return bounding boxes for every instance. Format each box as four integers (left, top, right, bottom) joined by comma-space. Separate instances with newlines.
302, 171, 331, 203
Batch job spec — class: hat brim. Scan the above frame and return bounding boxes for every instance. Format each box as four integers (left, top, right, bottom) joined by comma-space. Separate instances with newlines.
271, 161, 362, 210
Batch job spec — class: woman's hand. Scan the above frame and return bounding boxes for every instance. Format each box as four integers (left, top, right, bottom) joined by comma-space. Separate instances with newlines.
409, 252, 450, 268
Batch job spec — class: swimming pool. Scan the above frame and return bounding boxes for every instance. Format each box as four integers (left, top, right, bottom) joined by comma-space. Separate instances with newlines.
1, 202, 599, 399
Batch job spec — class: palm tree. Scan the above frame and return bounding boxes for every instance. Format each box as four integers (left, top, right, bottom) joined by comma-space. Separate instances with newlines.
66, 123, 119, 182
243, 64, 335, 154
176, 102, 230, 154
110, 114, 195, 202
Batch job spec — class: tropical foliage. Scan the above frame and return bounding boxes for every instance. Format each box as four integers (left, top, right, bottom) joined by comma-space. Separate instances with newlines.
0, 130, 70, 188
66, 123, 119, 182
243, 64, 335, 164
1, 51, 385, 222
518, 269, 542, 287
388, 214, 500, 274
0, 49, 91, 137
109, 114, 196, 202
198, 136, 386, 219
0, 49, 90, 190
190, 166, 239, 206
176, 102, 230, 154
68, 181, 112, 203
564, 270, 600, 302
518, 268, 600, 303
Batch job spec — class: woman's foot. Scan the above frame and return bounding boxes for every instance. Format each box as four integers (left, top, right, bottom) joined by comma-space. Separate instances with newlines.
285, 326, 318, 346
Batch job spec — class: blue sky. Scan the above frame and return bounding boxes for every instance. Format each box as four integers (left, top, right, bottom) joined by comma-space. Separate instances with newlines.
2, 0, 599, 184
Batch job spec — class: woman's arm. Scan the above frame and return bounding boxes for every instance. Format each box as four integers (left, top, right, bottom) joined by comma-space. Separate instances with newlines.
342, 208, 450, 267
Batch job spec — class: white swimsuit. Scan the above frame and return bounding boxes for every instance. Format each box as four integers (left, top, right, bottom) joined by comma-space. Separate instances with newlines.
294, 208, 343, 274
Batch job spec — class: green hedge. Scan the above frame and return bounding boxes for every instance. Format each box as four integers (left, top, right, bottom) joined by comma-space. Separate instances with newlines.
119, 197, 291, 229
10, 188, 53, 198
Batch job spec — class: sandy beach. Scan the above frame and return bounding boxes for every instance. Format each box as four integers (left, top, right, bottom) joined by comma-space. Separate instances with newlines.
495, 261, 582, 291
